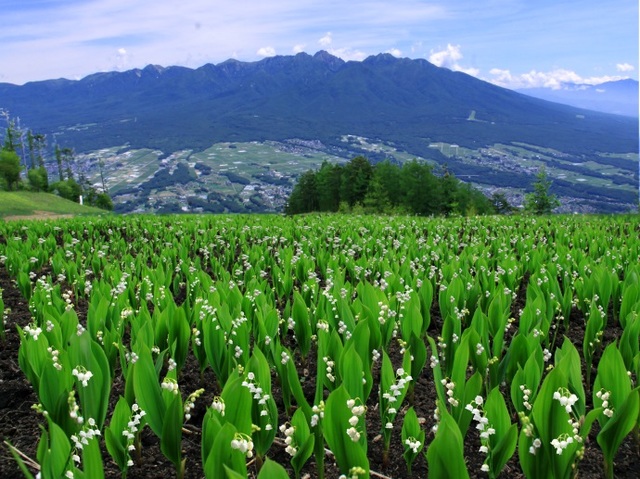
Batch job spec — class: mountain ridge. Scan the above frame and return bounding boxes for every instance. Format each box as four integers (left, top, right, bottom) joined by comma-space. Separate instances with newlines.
0, 51, 637, 213
517, 78, 638, 118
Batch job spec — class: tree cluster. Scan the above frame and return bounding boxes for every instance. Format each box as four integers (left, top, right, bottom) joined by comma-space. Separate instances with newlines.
285, 156, 495, 216
0, 112, 113, 210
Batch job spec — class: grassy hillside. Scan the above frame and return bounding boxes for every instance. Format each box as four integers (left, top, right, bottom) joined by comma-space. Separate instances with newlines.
0, 192, 108, 219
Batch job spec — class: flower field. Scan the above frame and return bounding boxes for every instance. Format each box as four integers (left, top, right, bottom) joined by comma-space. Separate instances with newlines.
0, 214, 638, 479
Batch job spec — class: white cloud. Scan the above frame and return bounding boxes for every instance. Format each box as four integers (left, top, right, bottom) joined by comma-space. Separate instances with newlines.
319, 32, 333, 48
327, 47, 367, 62
386, 48, 402, 57
292, 44, 306, 54
429, 44, 463, 69
486, 67, 629, 89
256, 46, 276, 57
115, 47, 129, 71
456, 66, 480, 77
427, 44, 479, 77
616, 62, 634, 72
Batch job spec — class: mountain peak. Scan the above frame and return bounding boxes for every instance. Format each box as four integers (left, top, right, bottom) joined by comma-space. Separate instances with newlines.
363, 52, 400, 64
312, 50, 344, 69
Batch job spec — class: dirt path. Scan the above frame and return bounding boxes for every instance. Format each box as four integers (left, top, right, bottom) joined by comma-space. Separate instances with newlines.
2, 211, 74, 222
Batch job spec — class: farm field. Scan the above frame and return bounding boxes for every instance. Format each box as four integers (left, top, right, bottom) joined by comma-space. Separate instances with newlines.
73, 139, 639, 215
0, 213, 639, 479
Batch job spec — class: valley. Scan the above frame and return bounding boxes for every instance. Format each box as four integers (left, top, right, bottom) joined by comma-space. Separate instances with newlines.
73, 136, 638, 214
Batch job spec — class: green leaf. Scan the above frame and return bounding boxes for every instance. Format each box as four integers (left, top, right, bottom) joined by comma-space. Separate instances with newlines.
221, 372, 253, 435
258, 458, 291, 479
293, 291, 312, 358
104, 396, 131, 471
81, 434, 105, 479
132, 344, 164, 437
426, 405, 469, 479
597, 388, 639, 469
43, 418, 71, 479
484, 387, 517, 475
324, 385, 369, 478
291, 408, 315, 478
339, 344, 364, 401
67, 332, 112, 430
160, 392, 183, 467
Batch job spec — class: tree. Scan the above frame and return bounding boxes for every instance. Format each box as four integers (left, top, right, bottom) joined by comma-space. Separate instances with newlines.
491, 192, 513, 214
363, 172, 390, 213
61, 147, 75, 181
54, 145, 64, 182
439, 165, 459, 215
316, 161, 342, 211
27, 167, 49, 192
95, 193, 114, 211
32, 133, 46, 168
52, 178, 82, 202
373, 160, 402, 208
1, 113, 17, 152
285, 170, 318, 214
524, 166, 560, 214
340, 156, 372, 207
0, 149, 22, 190
401, 160, 440, 215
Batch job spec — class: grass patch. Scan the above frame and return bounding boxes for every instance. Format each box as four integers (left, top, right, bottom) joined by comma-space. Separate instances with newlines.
0, 192, 107, 218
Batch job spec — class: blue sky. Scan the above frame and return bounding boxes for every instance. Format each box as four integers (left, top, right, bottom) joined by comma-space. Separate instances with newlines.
0, 0, 637, 89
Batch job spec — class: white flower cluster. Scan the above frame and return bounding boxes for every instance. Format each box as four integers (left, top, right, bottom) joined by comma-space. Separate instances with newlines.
528, 438, 542, 455
184, 388, 204, 421
211, 396, 225, 416
466, 395, 494, 472
192, 327, 202, 347
595, 389, 614, 418
440, 378, 458, 407
382, 368, 413, 417
24, 323, 43, 341
404, 436, 421, 454
323, 356, 336, 383
346, 398, 366, 442
551, 434, 575, 455
279, 423, 297, 456
122, 404, 146, 466
316, 320, 330, 333
376, 302, 395, 325
125, 351, 139, 364
242, 372, 273, 427
371, 349, 381, 363
48, 346, 62, 371
167, 358, 177, 371
68, 391, 84, 424
553, 388, 578, 414
519, 385, 533, 411
310, 401, 325, 427
71, 418, 101, 466
230, 433, 254, 458
280, 350, 290, 365
429, 353, 439, 369
161, 377, 179, 394
72, 366, 93, 387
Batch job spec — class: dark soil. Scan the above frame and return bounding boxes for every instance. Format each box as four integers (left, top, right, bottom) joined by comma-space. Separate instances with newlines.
1, 265, 638, 479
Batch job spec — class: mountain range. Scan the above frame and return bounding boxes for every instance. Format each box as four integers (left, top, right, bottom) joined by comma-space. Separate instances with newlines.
0, 51, 638, 213
518, 79, 638, 118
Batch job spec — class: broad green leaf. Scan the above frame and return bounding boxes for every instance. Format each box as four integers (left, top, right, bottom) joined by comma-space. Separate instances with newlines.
426, 406, 469, 479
